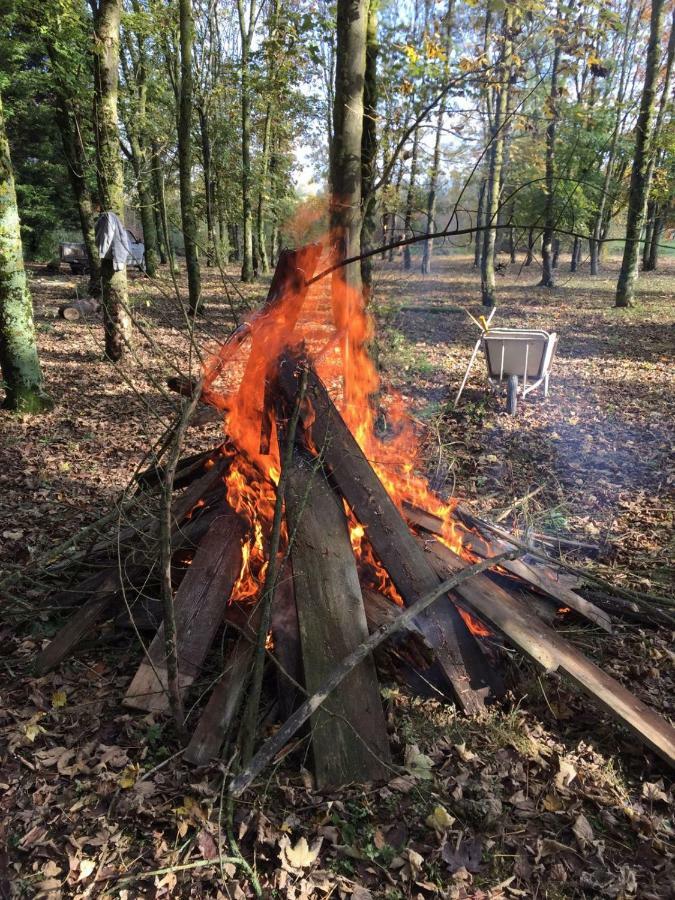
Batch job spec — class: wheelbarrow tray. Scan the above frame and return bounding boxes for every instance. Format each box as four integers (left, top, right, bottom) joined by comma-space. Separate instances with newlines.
482, 329, 556, 382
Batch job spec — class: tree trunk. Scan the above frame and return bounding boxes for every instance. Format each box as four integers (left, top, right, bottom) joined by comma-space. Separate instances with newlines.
474, 178, 486, 268
237, 0, 256, 282
54, 98, 101, 295
198, 106, 216, 267
646, 206, 665, 271
93, 0, 131, 361
641, 14, 675, 272
151, 143, 172, 268
0, 93, 51, 412
360, 0, 378, 300
121, 27, 159, 277
256, 104, 272, 276
402, 125, 420, 271
178, 0, 202, 311
616, 0, 667, 307
525, 228, 535, 266
509, 224, 516, 264
570, 235, 580, 272
421, 0, 454, 276
481, 4, 512, 306
388, 158, 405, 262
539, 2, 565, 289
552, 237, 560, 269
591, 0, 636, 277
330, 0, 368, 398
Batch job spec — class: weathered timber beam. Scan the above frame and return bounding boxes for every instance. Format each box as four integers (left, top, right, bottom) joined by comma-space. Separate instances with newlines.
403, 501, 612, 632
426, 538, 675, 769
123, 506, 247, 713
285, 449, 392, 789
275, 356, 497, 715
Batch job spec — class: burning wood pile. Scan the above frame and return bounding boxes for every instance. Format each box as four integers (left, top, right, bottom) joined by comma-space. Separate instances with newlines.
35, 245, 675, 787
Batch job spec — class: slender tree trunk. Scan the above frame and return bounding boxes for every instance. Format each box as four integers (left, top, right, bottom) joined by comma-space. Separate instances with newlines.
539, 1, 565, 289
178, 0, 201, 311
421, 104, 443, 275
570, 235, 580, 272
402, 125, 420, 271
198, 106, 216, 267
359, 0, 378, 300
387, 158, 405, 262
590, 0, 635, 276
421, 0, 454, 276
151, 143, 172, 268
481, 4, 512, 306
93, 0, 131, 361
237, 0, 256, 282
642, 14, 675, 272
54, 99, 101, 294
616, 0, 667, 307
474, 178, 486, 268
552, 237, 560, 269
256, 104, 272, 276
330, 0, 368, 399
0, 94, 52, 412
525, 228, 535, 266
509, 224, 516, 264
647, 206, 665, 271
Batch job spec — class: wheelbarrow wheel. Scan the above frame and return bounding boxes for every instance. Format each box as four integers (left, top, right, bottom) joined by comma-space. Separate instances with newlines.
506, 374, 518, 415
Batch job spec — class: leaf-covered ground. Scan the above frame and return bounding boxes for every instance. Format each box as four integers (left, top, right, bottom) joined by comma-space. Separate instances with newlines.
1, 252, 673, 899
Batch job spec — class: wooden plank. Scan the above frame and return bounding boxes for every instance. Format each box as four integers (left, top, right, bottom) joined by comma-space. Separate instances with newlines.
35, 578, 119, 676
426, 538, 675, 768
271, 566, 303, 720
285, 450, 392, 788
404, 501, 612, 632
123, 507, 246, 712
184, 637, 254, 766
276, 358, 496, 715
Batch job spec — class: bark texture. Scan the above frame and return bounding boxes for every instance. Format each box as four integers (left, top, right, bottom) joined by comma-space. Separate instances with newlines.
178, 0, 202, 310
0, 94, 51, 412
93, 0, 131, 361
480, 4, 512, 305
616, 0, 667, 307
330, 0, 368, 392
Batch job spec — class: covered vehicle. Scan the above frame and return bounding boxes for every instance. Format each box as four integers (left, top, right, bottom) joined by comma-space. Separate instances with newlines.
59, 228, 146, 274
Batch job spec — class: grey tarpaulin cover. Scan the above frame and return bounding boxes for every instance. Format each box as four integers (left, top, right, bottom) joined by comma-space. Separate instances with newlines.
95, 211, 130, 271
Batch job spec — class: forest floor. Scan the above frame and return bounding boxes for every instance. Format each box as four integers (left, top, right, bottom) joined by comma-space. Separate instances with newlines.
1, 251, 673, 899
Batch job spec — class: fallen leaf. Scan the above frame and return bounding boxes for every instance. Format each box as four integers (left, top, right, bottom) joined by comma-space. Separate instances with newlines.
441, 837, 483, 874
404, 744, 434, 779
572, 813, 594, 850
197, 828, 218, 860
543, 793, 564, 812
641, 781, 668, 803
425, 805, 455, 832
78, 858, 96, 880
279, 835, 322, 872
51, 690, 67, 709
119, 764, 140, 789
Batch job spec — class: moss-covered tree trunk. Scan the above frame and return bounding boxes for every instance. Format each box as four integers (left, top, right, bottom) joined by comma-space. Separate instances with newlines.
178, 0, 202, 310
151, 142, 172, 268
93, 0, 131, 362
0, 93, 52, 412
616, 0, 666, 307
330, 0, 368, 399
480, 4, 512, 306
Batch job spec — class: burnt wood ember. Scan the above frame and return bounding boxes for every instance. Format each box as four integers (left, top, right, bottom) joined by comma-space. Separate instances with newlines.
124, 506, 247, 713
284, 448, 392, 788
275, 353, 499, 715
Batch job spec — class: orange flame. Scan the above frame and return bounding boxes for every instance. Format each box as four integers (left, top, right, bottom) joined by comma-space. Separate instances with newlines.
200, 235, 470, 609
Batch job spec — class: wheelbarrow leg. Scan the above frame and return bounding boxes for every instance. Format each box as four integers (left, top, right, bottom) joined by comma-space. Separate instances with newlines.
454, 338, 482, 408
544, 373, 549, 397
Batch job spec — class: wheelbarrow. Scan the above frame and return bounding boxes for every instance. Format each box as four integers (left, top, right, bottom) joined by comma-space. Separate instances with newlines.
454, 310, 558, 415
